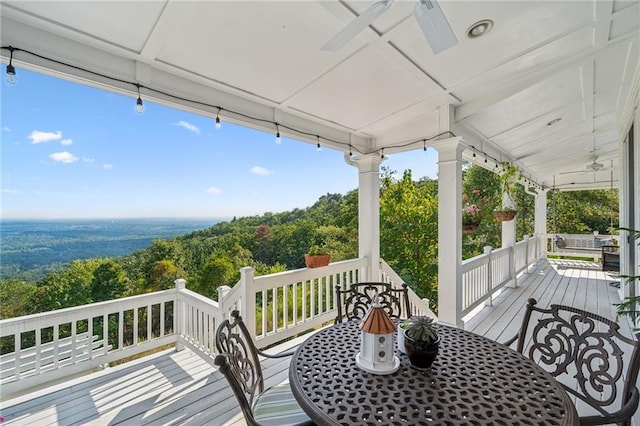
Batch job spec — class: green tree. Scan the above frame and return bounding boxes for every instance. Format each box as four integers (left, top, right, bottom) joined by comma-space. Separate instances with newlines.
91, 259, 127, 302
0, 279, 39, 319
192, 253, 237, 299
380, 169, 439, 303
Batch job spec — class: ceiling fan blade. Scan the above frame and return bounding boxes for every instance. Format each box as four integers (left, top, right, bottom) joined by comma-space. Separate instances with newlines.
560, 166, 616, 175
321, 0, 394, 51
414, 0, 458, 54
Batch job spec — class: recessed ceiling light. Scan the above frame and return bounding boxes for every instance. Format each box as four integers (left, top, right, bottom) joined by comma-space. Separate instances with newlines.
466, 20, 493, 39
547, 118, 562, 126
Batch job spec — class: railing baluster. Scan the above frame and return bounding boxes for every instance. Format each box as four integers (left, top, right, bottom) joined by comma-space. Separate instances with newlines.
133, 307, 139, 347
118, 311, 124, 350
71, 320, 77, 364
14, 333, 21, 380
35, 327, 41, 374
147, 304, 152, 342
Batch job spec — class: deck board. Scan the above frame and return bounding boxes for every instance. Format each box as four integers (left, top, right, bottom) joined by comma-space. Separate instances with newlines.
1, 259, 634, 426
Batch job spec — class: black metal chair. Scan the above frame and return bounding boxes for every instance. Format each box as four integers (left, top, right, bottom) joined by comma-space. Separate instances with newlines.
334, 282, 411, 324
214, 310, 314, 426
505, 298, 640, 426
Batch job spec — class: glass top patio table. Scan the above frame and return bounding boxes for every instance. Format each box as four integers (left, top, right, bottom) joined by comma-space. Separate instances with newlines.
289, 320, 579, 426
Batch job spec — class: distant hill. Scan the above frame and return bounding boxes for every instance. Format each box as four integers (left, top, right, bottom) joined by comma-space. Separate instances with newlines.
0, 218, 222, 281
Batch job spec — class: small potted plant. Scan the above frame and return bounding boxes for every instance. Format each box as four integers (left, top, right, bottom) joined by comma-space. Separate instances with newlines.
494, 162, 520, 222
615, 227, 640, 330
304, 244, 330, 268
401, 316, 439, 369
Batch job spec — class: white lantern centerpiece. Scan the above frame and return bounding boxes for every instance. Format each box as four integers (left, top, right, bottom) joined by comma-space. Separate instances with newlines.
355, 296, 401, 375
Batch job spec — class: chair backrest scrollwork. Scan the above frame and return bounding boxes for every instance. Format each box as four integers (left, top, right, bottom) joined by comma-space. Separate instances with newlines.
215, 310, 263, 425
335, 282, 411, 324
515, 298, 640, 425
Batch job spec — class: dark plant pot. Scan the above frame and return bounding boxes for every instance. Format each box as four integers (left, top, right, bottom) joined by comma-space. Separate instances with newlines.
462, 223, 479, 234
304, 254, 330, 268
404, 336, 439, 369
493, 210, 517, 221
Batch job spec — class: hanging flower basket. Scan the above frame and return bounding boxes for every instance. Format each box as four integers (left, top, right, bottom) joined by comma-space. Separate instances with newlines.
304, 254, 330, 268
493, 210, 517, 222
462, 223, 480, 234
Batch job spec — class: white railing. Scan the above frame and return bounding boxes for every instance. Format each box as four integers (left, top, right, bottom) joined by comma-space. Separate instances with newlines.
546, 233, 619, 261
461, 235, 545, 319
1, 256, 433, 399
379, 259, 437, 318
0, 290, 178, 399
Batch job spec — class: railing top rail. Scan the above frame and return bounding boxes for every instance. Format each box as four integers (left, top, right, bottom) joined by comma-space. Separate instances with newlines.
0, 288, 177, 328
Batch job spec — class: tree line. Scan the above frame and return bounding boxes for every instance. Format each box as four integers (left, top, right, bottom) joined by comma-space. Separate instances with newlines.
0, 165, 619, 321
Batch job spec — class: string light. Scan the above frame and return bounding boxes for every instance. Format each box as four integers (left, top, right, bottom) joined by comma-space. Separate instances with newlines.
316, 136, 322, 152
5, 46, 16, 84
135, 84, 144, 114
423, 139, 427, 151
275, 123, 281, 144
469, 145, 544, 190
215, 108, 222, 129
1, 45, 460, 158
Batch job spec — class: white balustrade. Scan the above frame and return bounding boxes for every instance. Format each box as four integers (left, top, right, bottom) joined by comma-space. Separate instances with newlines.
461, 235, 545, 319
1, 256, 431, 399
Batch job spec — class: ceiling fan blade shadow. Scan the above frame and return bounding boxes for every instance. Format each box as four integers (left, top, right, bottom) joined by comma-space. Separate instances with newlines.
321, 0, 394, 51
414, 0, 457, 54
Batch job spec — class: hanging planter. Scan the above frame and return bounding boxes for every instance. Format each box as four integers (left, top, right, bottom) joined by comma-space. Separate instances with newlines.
462, 223, 480, 234
495, 163, 521, 222
493, 210, 517, 222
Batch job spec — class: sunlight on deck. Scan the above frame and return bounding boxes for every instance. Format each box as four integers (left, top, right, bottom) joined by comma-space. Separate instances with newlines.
0, 259, 630, 426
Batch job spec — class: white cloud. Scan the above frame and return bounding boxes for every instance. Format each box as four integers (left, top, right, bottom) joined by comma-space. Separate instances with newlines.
103, 164, 113, 170
173, 121, 201, 134
82, 157, 95, 163
61, 138, 73, 146
29, 130, 62, 144
50, 151, 78, 164
1, 189, 19, 194
2, 126, 10, 132
251, 166, 274, 176
207, 186, 222, 195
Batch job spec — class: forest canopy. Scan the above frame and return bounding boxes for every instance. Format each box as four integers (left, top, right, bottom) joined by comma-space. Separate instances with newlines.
0, 165, 618, 320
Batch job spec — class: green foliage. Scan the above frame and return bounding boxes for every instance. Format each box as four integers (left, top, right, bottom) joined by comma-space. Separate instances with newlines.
401, 316, 438, 347
548, 189, 619, 234
615, 227, 640, 330
0, 279, 39, 319
91, 260, 127, 302
380, 169, 438, 305
0, 166, 618, 324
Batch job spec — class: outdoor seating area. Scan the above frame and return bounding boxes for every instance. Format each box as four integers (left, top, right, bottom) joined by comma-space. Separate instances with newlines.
2, 259, 636, 425
1, 1, 638, 424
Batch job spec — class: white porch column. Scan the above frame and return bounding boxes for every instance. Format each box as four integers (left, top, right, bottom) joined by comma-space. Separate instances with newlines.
501, 210, 516, 248
347, 153, 384, 281
534, 190, 548, 257
434, 139, 465, 328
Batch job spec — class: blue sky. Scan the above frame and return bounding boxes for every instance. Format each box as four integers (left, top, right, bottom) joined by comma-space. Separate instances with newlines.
1, 69, 438, 219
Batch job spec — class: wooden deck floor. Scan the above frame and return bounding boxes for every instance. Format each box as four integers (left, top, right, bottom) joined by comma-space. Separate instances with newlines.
0, 259, 632, 426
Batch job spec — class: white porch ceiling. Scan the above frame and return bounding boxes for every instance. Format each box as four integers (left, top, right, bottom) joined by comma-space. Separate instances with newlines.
1, 0, 639, 191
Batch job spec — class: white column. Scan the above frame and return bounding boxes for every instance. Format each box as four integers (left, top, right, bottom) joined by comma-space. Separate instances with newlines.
501, 215, 516, 248
347, 153, 384, 281
433, 139, 465, 328
534, 190, 548, 258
